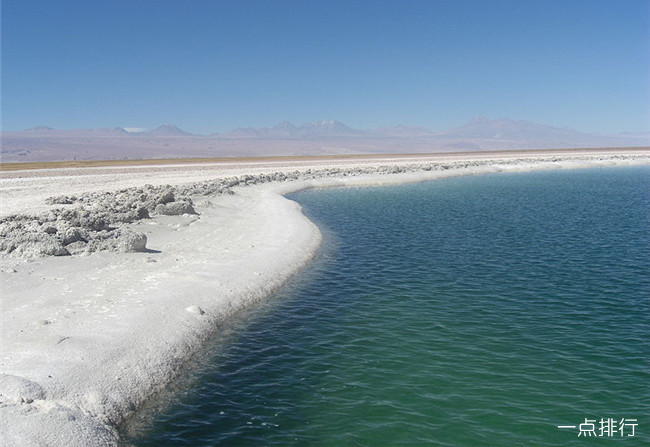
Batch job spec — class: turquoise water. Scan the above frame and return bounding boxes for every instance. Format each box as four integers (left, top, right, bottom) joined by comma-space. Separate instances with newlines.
127, 167, 649, 446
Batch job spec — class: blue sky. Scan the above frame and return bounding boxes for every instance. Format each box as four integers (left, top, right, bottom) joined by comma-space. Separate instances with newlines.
2, 0, 649, 134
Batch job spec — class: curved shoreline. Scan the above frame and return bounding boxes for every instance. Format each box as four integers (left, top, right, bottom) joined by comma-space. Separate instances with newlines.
1, 151, 649, 445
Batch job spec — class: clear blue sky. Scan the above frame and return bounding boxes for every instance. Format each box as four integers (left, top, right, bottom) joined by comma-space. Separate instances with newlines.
2, 0, 649, 134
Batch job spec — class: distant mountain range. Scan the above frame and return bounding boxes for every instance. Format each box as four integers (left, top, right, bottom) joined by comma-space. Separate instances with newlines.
219, 120, 368, 139
21, 124, 190, 137
13, 117, 650, 141
22, 126, 130, 136
2, 117, 648, 162
441, 116, 581, 140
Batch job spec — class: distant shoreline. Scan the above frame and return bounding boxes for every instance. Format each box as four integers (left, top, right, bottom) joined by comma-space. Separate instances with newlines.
2, 146, 648, 171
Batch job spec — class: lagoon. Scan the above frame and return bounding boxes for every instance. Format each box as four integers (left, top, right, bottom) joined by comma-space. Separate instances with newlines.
128, 166, 649, 446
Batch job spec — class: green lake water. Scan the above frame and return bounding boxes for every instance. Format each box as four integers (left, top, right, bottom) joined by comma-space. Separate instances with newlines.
127, 166, 649, 446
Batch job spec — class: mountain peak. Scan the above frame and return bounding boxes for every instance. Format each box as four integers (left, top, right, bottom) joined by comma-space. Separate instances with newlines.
275, 120, 297, 129
147, 124, 194, 137
301, 119, 347, 129
295, 120, 367, 138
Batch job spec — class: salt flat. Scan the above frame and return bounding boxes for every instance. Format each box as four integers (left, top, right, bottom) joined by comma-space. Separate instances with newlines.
1, 149, 648, 446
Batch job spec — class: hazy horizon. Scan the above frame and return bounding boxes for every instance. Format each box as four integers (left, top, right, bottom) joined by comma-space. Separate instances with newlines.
3, 114, 647, 163
5, 115, 650, 137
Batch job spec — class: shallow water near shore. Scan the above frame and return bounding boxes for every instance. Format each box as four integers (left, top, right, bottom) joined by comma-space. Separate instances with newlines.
126, 166, 649, 446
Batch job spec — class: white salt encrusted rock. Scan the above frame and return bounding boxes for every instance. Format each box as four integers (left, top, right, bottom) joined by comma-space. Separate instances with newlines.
61, 227, 86, 245
114, 230, 147, 253
0, 233, 70, 257
0, 374, 46, 404
155, 200, 197, 216
65, 241, 89, 255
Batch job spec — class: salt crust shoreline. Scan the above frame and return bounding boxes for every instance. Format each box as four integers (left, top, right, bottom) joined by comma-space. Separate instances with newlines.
1, 151, 648, 446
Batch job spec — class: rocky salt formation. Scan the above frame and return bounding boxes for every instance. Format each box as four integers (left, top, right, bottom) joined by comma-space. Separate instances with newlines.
1, 155, 645, 258
0, 185, 211, 257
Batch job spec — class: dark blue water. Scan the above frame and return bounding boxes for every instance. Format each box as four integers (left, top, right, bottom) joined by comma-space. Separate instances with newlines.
126, 166, 649, 446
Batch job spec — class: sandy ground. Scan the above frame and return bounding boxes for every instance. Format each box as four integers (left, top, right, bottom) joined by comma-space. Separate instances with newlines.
1, 149, 648, 446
